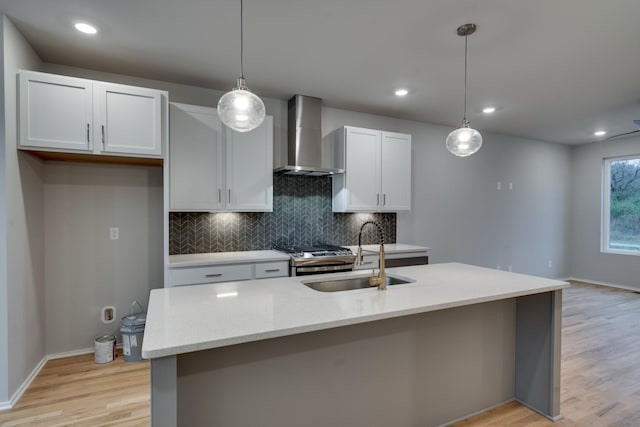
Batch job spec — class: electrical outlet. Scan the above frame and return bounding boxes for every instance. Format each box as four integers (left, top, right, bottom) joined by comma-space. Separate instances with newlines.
508, 265, 512, 272
109, 227, 119, 240
102, 306, 115, 323
496, 265, 501, 270
508, 182, 513, 190
548, 260, 553, 269
497, 181, 502, 191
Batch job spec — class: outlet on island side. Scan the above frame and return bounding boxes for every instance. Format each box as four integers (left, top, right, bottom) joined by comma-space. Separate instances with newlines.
102, 306, 116, 324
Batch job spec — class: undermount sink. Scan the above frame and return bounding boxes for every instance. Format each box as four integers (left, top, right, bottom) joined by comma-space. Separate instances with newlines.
302, 274, 414, 292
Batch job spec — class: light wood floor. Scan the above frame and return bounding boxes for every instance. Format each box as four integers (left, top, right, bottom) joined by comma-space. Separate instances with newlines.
0, 351, 149, 426
1, 281, 639, 427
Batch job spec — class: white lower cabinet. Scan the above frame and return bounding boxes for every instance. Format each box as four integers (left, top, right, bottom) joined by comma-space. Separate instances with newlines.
18, 70, 165, 158
167, 261, 289, 287
168, 264, 253, 287
255, 261, 289, 279
169, 102, 273, 212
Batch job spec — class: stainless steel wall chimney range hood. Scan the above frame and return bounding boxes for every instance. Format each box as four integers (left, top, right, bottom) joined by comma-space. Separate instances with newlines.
274, 95, 344, 176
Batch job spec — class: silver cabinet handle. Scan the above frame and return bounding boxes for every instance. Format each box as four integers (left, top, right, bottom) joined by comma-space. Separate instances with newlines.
86, 124, 90, 143
264, 269, 280, 273
205, 273, 222, 278
228, 189, 231, 204
218, 189, 222, 203
377, 194, 380, 206
383, 194, 386, 206
361, 261, 374, 266
101, 125, 105, 146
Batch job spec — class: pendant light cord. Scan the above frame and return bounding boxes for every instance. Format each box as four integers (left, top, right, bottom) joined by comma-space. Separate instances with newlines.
240, 0, 244, 79
463, 33, 468, 122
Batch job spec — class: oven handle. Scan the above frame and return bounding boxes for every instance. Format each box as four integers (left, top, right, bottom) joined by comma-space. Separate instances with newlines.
295, 264, 354, 274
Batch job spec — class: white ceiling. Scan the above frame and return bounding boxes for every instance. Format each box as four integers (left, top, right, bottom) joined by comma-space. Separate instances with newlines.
1, 0, 640, 144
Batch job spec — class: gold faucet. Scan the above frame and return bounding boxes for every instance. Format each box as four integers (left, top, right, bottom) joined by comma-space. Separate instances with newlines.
356, 221, 387, 290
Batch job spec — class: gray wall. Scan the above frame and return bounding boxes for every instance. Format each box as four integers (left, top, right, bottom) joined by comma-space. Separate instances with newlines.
323, 108, 572, 278
1, 15, 44, 404
569, 136, 640, 289
43, 162, 163, 353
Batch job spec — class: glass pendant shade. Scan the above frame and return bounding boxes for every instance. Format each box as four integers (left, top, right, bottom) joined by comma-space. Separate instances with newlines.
446, 23, 482, 157
446, 119, 482, 157
217, 77, 265, 132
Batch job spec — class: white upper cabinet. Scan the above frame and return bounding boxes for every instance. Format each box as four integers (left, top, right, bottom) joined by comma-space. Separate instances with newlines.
169, 102, 273, 212
380, 131, 412, 211
18, 70, 165, 159
333, 126, 411, 212
169, 103, 224, 211
19, 71, 93, 152
95, 83, 163, 156
225, 116, 273, 211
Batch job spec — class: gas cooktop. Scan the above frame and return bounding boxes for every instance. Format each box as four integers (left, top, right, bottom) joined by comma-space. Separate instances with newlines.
273, 244, 354, 258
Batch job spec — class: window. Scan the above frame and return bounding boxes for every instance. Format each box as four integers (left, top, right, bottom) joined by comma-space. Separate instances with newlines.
602, 155, 640, 254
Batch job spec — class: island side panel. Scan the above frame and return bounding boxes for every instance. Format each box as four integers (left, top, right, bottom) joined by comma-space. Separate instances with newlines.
515, 290, 563, 420
175, 299, 516, 427
150, 355, 177, 427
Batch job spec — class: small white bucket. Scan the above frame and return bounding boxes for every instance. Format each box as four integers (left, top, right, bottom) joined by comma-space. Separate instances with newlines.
94, 335, 116, 364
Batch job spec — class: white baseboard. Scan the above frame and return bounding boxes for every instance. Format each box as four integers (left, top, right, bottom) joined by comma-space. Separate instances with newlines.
568, 276, 640, 292
0, 354, 48, 411
438, 398, 515, 426
47, 347, 94, 360
514, 399, 564, 422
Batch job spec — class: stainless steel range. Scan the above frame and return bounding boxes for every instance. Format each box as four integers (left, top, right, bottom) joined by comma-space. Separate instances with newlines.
274, 244, 356, 276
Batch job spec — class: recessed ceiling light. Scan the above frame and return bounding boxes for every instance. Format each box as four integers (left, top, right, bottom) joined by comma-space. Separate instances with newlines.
74, 22, 97, 35
482, 107, 496, 114
594, 130, 606, 137
394, 88, 409, 97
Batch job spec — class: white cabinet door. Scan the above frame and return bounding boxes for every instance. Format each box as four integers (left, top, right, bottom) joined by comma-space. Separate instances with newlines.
95, 83, 162, 157
343, 126, 381, 211
169, 103, 224, 211
225, 116, 273, 211
19, 71, 93, 152
380, 131, 411, 211
333, 126, 411, 212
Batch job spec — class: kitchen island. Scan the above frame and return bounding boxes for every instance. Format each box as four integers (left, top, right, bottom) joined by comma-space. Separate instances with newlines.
143, 263, 568, 427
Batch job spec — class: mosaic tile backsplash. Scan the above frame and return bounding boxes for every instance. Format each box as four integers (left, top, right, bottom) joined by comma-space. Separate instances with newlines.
169, 174, 396, 254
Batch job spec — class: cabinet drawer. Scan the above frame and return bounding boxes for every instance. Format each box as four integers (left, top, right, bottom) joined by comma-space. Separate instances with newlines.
168, 264, 252, 286
255, 261, 289, 279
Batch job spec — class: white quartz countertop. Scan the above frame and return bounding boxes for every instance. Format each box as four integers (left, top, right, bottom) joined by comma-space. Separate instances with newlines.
169, 250, 290, 268
346, 243, 430, 254
169, 244, 429, 268
142, 263, 568, 359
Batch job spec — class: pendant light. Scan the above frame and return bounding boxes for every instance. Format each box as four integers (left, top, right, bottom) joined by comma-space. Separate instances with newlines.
446, 23, 482, 157
217, 0, 266, 132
